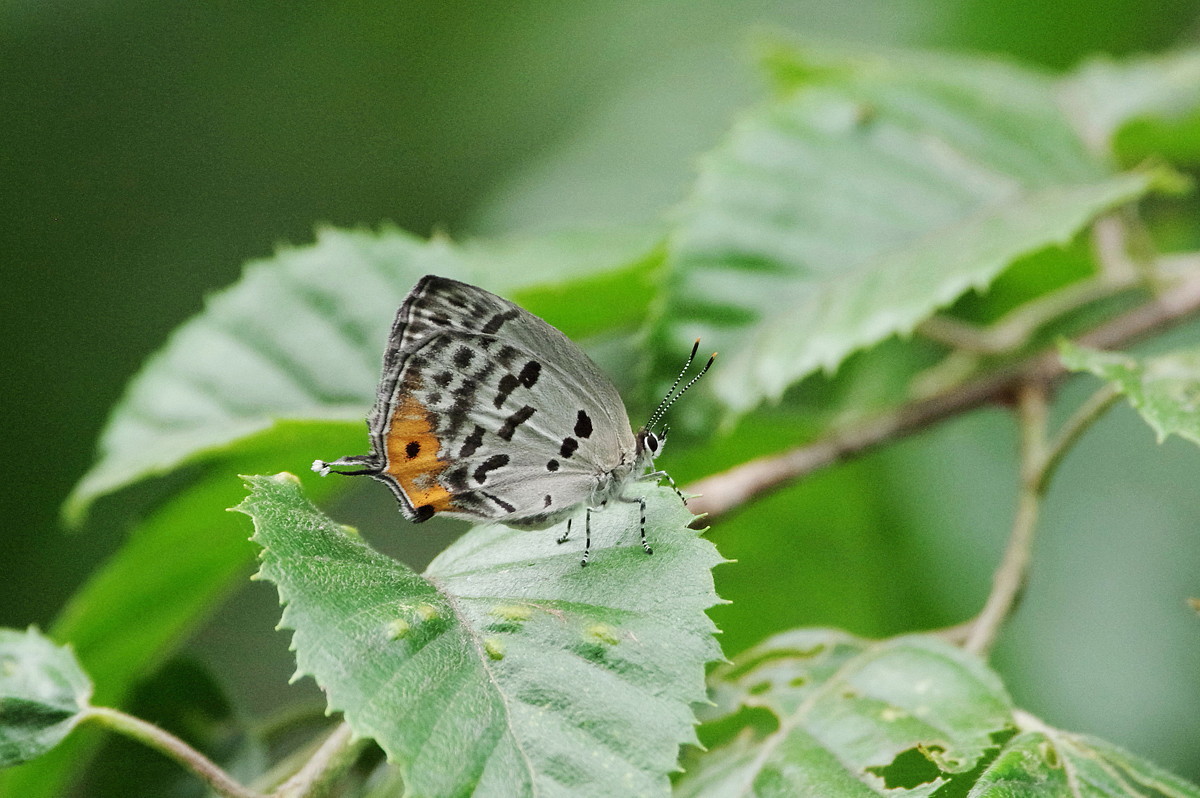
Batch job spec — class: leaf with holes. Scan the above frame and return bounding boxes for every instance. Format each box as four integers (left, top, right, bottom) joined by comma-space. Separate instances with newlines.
237, 473, 723, 798
0, 627, 92, 767
662, 43, 1161, 415
966, 719, 1200, 797
1060, 341, 1200, 447
677, 629, 1016, 797
677, 630, 1200, 796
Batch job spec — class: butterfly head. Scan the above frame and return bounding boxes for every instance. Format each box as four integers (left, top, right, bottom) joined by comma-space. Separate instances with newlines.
635, 427, 666, 466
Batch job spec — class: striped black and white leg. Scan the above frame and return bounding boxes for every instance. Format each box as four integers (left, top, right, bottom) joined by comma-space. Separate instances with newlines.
645, 469, 688, 505
638, 496, 652, 555
580, 507, 593, 567
557, 517, 571, 545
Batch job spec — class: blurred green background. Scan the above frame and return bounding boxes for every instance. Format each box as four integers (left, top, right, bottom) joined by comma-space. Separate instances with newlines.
5, 0, 1200, 787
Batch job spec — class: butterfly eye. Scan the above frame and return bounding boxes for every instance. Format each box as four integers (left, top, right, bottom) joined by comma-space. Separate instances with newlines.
646, 434, 660, 454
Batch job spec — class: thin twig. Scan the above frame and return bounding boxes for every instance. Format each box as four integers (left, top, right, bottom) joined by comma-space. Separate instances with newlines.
85, 706, 267, 798
961, 380, 1124, 656
1037, 382, 1124, 493
963, 383, 1048, 657
273, 722, 367, 798
684, 270, 1200, 519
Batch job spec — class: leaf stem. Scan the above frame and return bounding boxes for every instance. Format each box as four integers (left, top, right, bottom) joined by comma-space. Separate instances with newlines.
84, 706, 267, 798
1037, 382, 1123, 493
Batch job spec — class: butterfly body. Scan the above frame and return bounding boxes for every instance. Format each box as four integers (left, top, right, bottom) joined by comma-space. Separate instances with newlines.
316, 275, 687, 538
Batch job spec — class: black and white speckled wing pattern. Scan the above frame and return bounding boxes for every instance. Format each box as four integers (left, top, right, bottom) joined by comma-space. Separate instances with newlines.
367, 276, 630, 455
400, 330, 627, 522
357, 276, 637, 523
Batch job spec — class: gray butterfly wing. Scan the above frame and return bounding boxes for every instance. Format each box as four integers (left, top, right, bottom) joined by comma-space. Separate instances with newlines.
348, 276, 636, 523
406, 330, 634, 522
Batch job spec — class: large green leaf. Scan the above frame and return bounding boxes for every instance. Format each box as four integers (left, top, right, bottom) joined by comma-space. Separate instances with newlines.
678, 630, 1014, 797
662, 44, 1159, 415
237, 473, 723, 798
66, 225, 661, 523
0, 628, 91, 768
1060, 341, 1200, 447
678, 630, 1200, 797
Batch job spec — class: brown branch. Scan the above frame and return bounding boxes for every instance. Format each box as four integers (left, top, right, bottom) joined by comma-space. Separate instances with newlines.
963, 382, 1048, 656
684, 272, 1200, 519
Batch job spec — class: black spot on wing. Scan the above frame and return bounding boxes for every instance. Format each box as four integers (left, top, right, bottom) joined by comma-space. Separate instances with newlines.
446, 378, 480, 436
433, 371, 454, 388
498, 405, 536, 441
445, 466, 470, 491
544, 495, 553, 508
560, 437, 578, 458
546, 459, 559, 472
459, 425, 486, 458
494, 373, 520, 409
496, 345, 520, 368
405, 441, 421, 459
453, 346, 474, 369
519, 360, 541, 388
574, 410, 593, 439
413, 504, 435, 522
473, 454, 510, 484
481, 309, 521, 335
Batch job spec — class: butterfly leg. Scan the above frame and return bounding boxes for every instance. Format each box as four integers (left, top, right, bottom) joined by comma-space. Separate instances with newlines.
580, 507, 593, 567
638, 496, 652, 555
557, 517, 572, 545
618, 495, 654, 555
644, 469, 688, 506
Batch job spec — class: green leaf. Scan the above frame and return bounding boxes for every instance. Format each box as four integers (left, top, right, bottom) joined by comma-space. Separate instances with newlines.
0, 628, 92, 768
967, 719, 1200, 797
237, 473, 723, 798
1059, 341, 1200, 446
680, 630, 1200, 796
66, 225, 660, 523
677, 630, 1015, 797
1059, 49, 1200, 160
663, 44, 1159, 415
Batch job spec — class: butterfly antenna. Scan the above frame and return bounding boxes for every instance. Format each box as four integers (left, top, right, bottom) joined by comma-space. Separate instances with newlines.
647, 345, 717, 430
648, 338, 700, 429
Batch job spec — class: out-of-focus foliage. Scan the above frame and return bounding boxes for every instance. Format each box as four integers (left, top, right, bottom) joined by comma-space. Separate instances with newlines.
6, 2, 1200, 796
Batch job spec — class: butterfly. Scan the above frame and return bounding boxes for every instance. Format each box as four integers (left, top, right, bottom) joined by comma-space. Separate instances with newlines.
312, 275, 713, 566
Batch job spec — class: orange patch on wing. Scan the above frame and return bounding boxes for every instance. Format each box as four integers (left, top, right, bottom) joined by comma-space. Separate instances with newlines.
383, 394, 456, 514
